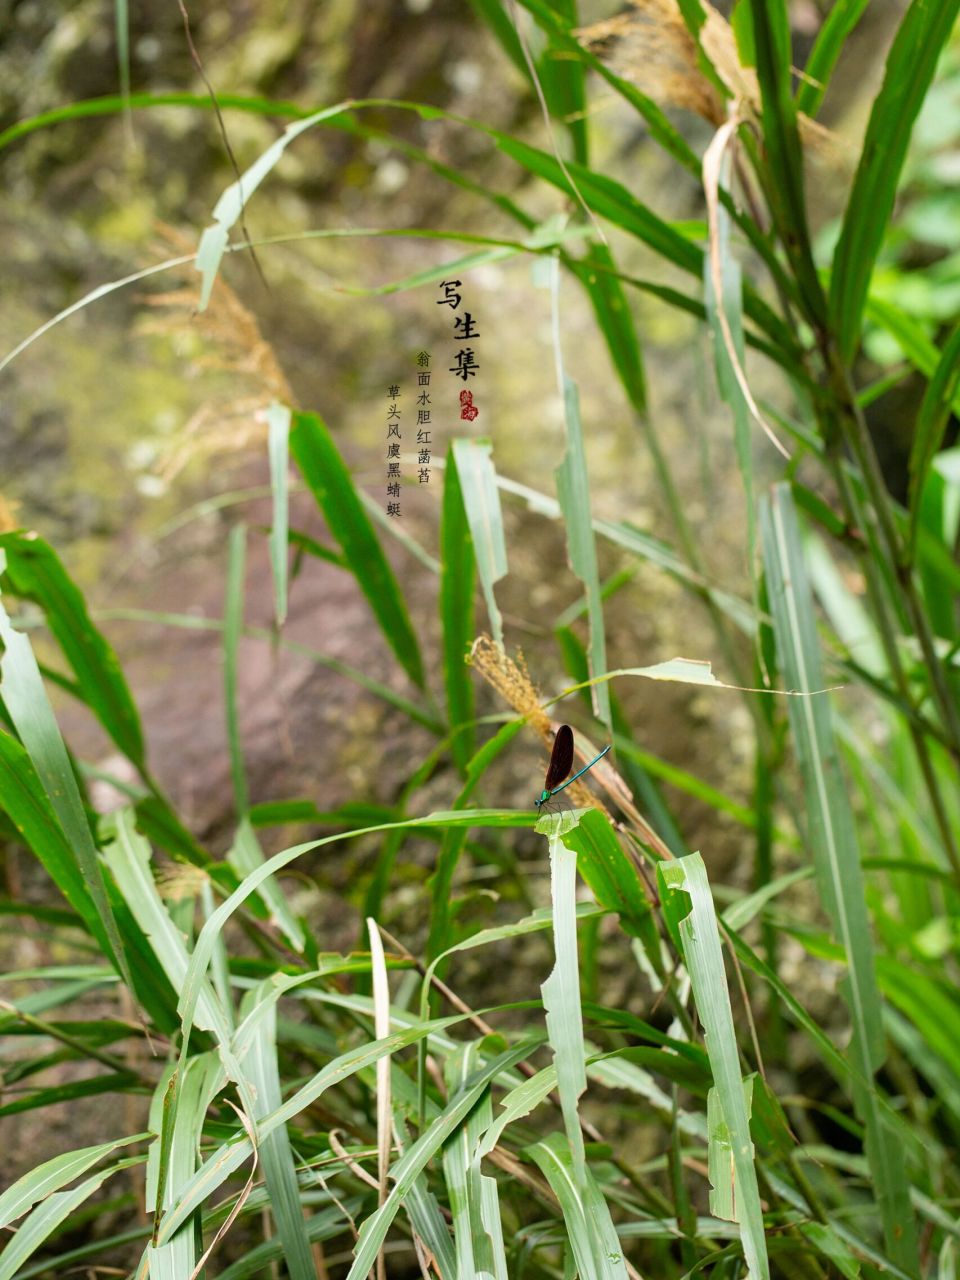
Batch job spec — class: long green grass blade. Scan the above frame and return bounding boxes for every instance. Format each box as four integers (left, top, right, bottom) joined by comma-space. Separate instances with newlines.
195, 100, 350, 308
704, 175, 755, 568
541, 816, 589, 1175
760, 483, 919, 1273
571, 245, 646, 414
224, 523, 250, 816
450, 438, 507, 647
344, 1043, 532, 1280
659, 853, 769, 1280
796, 0, 871, 117
0, 1161, 141, 1280
0, 552, 133, 1000
290, 409, 425, 688
908, 321, 960, 557
237, 986, 316, 1280
829, 0, 960, 362
228, 817, 305, 952
0, 532, 145, 767
442, 1044, 497, 1279
440, 444, 476, 772
267, 400, 291, 626
144, 1055, 220, 1280
0, 1134, 149, 1232
525, 1131, 628, 1279
556, 377, 610, 728
102, 809, 225, 1038
0, 731, 105, 940
748, 0, 825, 326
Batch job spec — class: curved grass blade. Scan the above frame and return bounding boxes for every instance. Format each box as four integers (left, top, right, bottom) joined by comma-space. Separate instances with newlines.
102, 809, 226, 1038
0, 1158, 143, 1280
228, 817, 305, 952
195, 100, 350, 308
290, 409, 425, 689
0, 1133, 149, 1232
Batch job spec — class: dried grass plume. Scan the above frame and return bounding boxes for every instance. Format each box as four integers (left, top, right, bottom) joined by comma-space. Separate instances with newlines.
141, 226, 295, 481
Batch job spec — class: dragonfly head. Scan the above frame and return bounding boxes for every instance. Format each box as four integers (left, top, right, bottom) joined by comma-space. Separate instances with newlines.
535, 789, 550, 810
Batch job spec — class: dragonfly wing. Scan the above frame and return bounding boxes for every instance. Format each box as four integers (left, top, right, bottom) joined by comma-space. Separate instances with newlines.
544, 724, 575, 791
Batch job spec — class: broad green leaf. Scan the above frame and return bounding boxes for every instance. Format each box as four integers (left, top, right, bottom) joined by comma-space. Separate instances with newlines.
530, 0, 588, 166
865, 296, 956, 391
829, 0, 960, 361
440, 443, 476, 772
290, 409, 425, 688
0, 532, 144, 767
494, 132, 702, 277
512, 0, 701, 174
0, 1073, 140, 1119
659, 853, 769, 1280
761, 484, 918, 1272
451, 438, 507, 647
468, 0, 532, 84
876, 955, 960, 1084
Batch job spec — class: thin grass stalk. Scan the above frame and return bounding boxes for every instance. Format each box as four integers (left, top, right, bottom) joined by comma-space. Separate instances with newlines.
830, 459, 960, 884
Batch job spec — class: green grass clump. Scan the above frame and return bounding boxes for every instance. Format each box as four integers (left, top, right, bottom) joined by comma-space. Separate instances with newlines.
2, 3, 960, 1277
